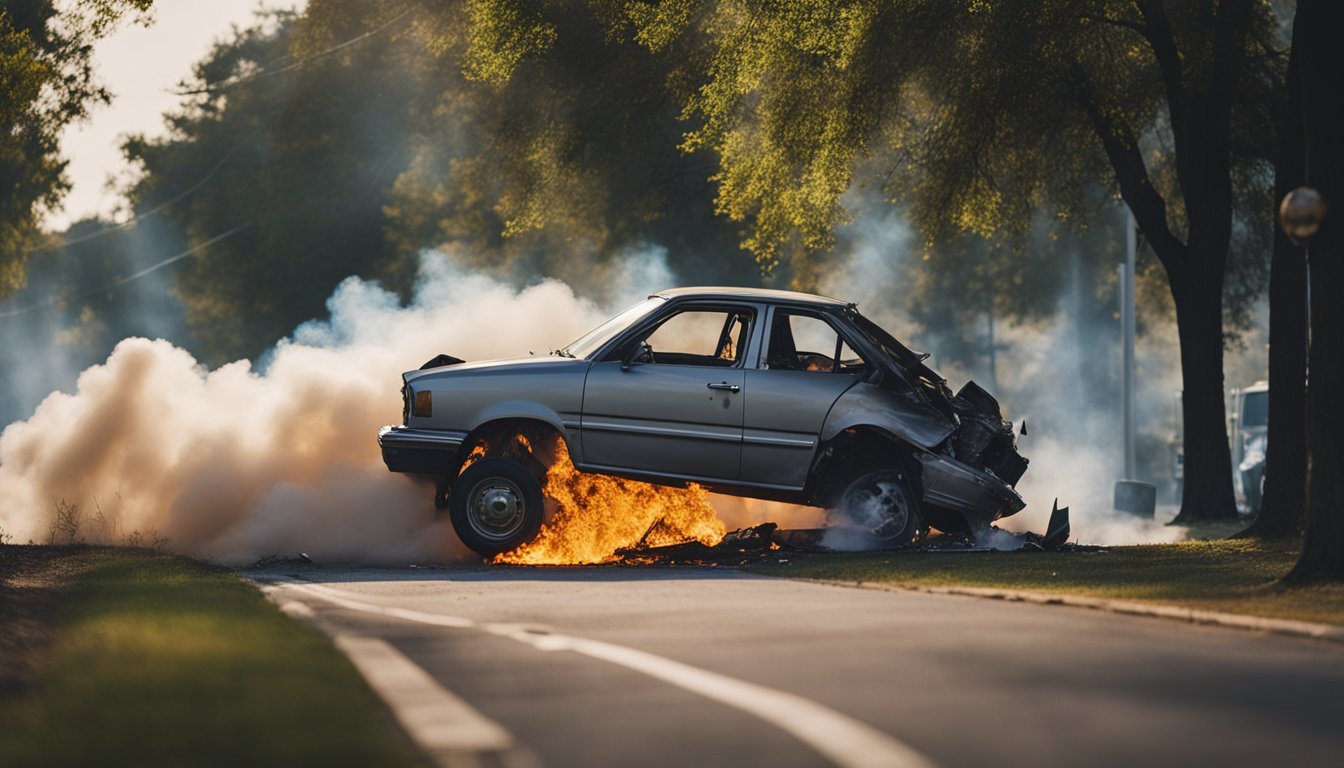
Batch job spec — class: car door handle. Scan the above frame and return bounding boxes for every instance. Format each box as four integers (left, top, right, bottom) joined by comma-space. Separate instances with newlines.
707, 382, 741, 392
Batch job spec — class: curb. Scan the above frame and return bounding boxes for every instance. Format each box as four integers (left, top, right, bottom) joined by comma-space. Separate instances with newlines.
807, 579, 1344, 645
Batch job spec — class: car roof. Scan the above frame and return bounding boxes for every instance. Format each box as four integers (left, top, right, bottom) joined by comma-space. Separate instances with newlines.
651, 286, 851, 308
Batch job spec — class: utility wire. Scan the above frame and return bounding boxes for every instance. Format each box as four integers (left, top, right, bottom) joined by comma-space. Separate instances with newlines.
34, 128, 261, 253
0, 225, 247, 319
8, 5, 419, 318
173, 5, 418, 96
31, 3, 418, 252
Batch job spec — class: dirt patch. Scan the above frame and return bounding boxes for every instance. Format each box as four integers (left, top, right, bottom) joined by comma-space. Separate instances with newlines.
0, 546, 91, 697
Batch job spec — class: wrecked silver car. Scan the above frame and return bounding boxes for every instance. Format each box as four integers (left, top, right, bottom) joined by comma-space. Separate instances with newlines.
379, 287, 1028, 556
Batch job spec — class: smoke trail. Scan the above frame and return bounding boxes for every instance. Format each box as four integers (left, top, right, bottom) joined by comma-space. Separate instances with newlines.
0, 249, 669, 564
818, 212, 1193, 546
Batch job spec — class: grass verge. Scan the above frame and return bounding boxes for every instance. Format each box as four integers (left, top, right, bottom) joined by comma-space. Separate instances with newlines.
0, 547, 421, 768
748, 539, 1344, 626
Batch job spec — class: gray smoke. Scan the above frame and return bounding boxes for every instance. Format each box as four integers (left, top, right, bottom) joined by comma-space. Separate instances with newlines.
0, 249, 672, 563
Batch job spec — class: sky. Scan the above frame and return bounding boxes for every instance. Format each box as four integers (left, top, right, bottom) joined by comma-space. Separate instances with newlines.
47, 0, 303, 231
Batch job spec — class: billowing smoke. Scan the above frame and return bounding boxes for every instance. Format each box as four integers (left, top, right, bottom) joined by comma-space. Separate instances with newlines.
820, 210, 1196, 547
0, 249, 671, 564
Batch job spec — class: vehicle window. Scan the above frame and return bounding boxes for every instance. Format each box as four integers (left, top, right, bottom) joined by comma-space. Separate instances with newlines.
766, 312, 868, 375
640, 309, 753, 367
563, 297, 667, 358
1240, 391, 1267, 428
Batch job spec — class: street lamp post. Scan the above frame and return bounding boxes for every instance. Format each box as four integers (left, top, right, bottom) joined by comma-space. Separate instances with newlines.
1115, 206, 1156, 518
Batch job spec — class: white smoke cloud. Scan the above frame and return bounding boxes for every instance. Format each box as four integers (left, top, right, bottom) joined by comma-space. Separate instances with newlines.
0, 229, 1262, 561
819, 208, 1194, 546
0, 249, 662, 564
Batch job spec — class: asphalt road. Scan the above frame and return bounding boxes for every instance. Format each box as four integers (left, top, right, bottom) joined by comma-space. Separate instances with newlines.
251, 565, 1344, 768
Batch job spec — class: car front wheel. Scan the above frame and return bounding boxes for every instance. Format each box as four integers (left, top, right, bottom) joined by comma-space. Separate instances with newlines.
830, 470, 922, 546
450, 458, 544, 557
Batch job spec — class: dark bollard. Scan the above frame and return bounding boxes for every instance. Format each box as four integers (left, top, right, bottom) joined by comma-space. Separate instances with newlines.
1114, 480, 1157, 518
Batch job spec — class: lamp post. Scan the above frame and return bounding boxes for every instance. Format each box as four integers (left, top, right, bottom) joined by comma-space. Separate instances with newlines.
1114, 205, 1155, 518
1280, 187, 1326, 378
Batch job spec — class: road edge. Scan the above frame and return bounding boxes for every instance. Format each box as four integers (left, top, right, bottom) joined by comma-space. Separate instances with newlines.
797, 578, 1344, 644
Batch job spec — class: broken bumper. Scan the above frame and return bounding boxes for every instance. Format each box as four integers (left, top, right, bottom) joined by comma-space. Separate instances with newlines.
378, 425, 467, 475
918, 453, 1026, 528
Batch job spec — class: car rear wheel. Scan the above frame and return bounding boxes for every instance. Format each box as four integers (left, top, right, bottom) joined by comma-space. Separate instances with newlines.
450, 458, 544, 557
830, 470, 922, 546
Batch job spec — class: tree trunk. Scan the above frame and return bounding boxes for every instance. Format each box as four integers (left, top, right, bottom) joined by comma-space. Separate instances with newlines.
1237, 43, 1307, 541
1285, 0, 1344, 583
1168, 266, 1239, 523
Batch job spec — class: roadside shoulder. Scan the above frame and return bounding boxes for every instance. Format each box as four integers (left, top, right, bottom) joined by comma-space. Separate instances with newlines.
804, 577, 1344, 644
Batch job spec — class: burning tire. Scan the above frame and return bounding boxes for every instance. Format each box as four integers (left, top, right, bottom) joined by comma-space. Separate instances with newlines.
831, 470, 923, 545
450, 458, 544, 557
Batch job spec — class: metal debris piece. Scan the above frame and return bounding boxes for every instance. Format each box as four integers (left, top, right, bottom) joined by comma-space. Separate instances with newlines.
1043, 499, 1071, 549
611, 501, 1086, 565
252, 552, 315, 568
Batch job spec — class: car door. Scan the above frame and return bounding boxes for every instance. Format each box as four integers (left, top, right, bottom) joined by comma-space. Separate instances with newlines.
740, 307, 867, 489
580, 305, 755, 481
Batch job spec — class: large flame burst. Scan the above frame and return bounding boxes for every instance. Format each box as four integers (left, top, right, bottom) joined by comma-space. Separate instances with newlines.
494, 436, 726, 565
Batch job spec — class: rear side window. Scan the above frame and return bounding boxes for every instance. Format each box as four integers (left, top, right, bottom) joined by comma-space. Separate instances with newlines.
765, 311, 868, 375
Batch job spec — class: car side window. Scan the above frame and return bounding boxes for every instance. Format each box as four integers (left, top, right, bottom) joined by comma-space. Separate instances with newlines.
639, 309, 753, 367
766, 312, 869, 374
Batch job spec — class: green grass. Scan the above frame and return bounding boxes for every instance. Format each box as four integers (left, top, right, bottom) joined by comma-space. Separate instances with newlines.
0, 550, 421, 768
750, 539, 1344, 626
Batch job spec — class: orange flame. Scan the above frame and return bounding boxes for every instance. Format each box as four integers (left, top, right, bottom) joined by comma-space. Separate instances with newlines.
494, 437, 726, 565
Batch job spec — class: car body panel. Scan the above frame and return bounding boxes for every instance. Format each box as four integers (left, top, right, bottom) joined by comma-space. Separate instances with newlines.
820, 382, 957, 451
402, 356, 587, 464
741, 369, 857, 488
918, 452, 1027, 527
380, 286, 1029, 534
580, 362, 745, 480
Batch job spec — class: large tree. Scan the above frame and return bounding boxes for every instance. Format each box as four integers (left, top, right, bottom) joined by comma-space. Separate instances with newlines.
1238, 30, 1306, 541
567, 0, 1281, 522
1284, 0, 1344, 582
0, 0, 152, 296
123, 5, 423, 363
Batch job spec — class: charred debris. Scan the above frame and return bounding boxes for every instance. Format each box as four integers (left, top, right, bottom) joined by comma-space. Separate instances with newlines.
608, 500, 1087, 567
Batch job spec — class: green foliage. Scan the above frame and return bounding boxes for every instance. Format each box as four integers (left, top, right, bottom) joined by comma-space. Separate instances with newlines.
749, 538, 1344, 625
0, 551, 418, 767
610, 1, 1280, 278
384, 0, 752, 291
123, 5, 422, 363
20, 0, 1281, 369
105, 0, 756, 364
463, 0, 558, 85
0, 0, 152, 297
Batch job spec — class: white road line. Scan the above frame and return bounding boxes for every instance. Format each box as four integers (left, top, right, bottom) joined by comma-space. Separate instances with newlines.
278, 600, 315, 619
333, 635, 515, 755
275, 580, 936, 768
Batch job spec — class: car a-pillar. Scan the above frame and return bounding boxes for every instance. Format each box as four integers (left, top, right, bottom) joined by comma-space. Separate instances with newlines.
810, 427, 927, 544
444, 419, 561, 557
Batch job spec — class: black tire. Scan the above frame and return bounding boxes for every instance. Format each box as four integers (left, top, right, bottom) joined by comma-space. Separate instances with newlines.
830, 470, 923, 545
449, 458, 544, 557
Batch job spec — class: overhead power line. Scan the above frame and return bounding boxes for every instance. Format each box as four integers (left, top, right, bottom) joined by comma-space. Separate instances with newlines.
173, 5, 418, 96
0, 226, 247, 319
32, 3, 419, 253
36, 129, 260, 253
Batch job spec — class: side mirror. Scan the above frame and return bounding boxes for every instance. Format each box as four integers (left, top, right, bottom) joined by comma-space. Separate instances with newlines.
621, 341, 651, 371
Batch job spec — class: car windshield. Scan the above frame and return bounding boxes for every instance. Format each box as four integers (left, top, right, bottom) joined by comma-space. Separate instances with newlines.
562, 297, 668, 359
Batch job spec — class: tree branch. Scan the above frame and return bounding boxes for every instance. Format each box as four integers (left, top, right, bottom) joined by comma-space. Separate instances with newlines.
1132, 0, 1198, 213
1069, 64, 1186, 270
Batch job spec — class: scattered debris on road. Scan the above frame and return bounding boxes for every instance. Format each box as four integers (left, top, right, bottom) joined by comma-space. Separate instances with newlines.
609, 501, 1096, 567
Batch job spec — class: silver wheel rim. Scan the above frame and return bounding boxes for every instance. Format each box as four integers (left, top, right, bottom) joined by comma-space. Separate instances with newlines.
841, 478, 910, 539
467, 478, 527, 542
